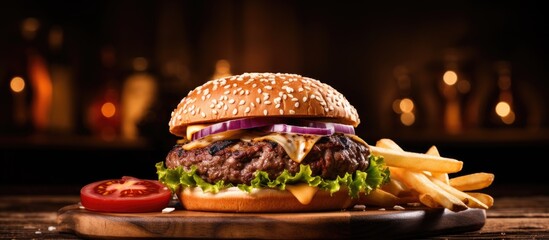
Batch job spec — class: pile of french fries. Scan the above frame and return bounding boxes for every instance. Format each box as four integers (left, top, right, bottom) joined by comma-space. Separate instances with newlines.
359, 138, 495, 212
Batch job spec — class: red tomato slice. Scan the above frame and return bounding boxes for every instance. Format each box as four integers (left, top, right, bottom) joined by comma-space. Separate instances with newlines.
80, 176, 172, 213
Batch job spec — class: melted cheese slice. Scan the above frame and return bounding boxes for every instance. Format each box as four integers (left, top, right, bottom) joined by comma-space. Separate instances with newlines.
249, 133, 322, 163
285, 183, 319, 205
182, 129, 245, 150
186, 124, 209, 141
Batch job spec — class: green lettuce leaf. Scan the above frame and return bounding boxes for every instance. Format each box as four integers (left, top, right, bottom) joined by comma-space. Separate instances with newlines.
155, 154, 390, 198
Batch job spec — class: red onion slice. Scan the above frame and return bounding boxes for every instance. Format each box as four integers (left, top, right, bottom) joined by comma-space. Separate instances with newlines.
191, 118, 356, 140
192, 117, 283, 140
267, 124, 335, 136
299, 120, 355, 135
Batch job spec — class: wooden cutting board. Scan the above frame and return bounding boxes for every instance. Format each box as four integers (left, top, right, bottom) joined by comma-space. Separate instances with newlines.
57, 204, 485, 239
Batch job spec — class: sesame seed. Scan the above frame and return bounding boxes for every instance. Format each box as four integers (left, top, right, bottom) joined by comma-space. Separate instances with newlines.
264, 100, 271, 105
224, 90, 230, 95
251, 102, 255, 108
279, 109, 284, 114
303, 96, 308, 102
289, 110, 295, 114
256, 97, 261, 104
263, 109, 268, 116
275, 103, 281, 108
245, 107, 250, 113
265, 85, 273, 90
228, 99, 235, 104
294, 102, 299, 108
201, 112, 206, 118
232, 108, 238, 115
258, 88, 262, 94
212, 110, 218, 115
298, 87, 304, 92
239, 99, 246, 105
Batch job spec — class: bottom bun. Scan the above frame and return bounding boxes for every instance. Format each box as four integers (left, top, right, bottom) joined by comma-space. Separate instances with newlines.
178, 187, 357, 212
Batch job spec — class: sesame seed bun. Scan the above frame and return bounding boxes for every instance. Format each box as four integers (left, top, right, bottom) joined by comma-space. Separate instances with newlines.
169, 72, 360, 137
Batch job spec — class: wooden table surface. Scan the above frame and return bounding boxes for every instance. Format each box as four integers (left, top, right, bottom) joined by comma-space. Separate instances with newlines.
1, 184, 547, 239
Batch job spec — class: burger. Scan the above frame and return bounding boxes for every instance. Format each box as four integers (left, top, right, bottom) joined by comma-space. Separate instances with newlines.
156, 72, 390, 212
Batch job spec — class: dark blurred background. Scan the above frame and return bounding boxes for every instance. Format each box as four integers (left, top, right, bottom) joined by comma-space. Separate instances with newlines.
1, 1, 548, 194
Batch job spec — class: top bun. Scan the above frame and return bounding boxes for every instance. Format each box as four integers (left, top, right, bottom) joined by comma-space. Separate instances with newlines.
169, 72, 360, 137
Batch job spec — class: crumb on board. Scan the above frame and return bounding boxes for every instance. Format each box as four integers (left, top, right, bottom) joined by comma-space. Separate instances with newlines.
353, 205, 366, 211
162, 207, 175, 213
393, 205, 405, 210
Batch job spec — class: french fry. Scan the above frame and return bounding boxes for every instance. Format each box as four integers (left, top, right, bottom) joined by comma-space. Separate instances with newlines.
425, 145, 450, 185
466, 192, 494, 208
359, 188, 418, 207
371, 144, 463, 173
430, 177, 488, 209
449, 173, 495, 191
390, 167, 468, 212
381, 178, 410, 197
371, 138, 494, 212
376, 138, 405, 151
419, 193, 440, 208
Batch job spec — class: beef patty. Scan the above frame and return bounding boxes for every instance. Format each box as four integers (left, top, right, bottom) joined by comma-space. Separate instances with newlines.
165, 133, 370, 185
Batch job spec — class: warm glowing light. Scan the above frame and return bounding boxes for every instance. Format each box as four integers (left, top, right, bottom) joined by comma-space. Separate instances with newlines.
392, 99, 402, 114
101, 102, 116, 118
495, 101, 511, 117
400, 112, 415, 126
22, 17, 40, 40
501, 111, 515, 124
399, 98, 414, 113
10, 77, 25, 93
212, 59, 232, 79
443, 71, 458, 85
133, 57, 148, 71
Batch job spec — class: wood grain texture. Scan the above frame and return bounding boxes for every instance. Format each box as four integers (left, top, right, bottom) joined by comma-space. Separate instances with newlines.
56, 204, 486, 239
